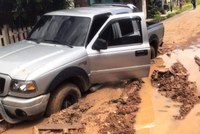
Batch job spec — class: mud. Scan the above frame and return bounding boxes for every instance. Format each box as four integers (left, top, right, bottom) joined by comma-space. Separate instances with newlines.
98, 81, 142, 134
0, 121, 12, 133
151, 62, 200, 119
2, 6, 200, 134
48, 100, 94, 124
40, 81, 142, 134
161, 48, 200, 89
161, 6, 200, 55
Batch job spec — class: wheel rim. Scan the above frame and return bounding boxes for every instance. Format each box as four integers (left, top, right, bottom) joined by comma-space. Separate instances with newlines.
62, 91, 77, 109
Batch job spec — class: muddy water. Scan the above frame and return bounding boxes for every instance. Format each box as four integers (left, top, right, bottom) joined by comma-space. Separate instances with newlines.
3, 47, 200, 134
136, 47, 200, 134
162, 46, 200, 90
135, 58, 180, 134
82, 85, 123, 134
2, 119, 45, 134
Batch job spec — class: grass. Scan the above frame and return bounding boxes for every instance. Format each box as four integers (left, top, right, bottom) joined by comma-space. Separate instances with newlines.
153, 0, 200, 21
198, 0, 200, 5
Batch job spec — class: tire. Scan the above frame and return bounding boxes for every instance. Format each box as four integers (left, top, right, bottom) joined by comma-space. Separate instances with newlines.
150, 46, 156, 59
45, 83, 81, 116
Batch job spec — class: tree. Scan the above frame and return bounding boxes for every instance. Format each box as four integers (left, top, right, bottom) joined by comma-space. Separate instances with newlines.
0, 0, 73, 27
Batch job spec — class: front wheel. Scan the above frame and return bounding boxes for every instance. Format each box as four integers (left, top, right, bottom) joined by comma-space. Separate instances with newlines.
45, 83, 81, 116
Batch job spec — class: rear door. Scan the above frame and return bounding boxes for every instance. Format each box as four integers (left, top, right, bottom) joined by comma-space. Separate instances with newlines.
86, 13, 150, 83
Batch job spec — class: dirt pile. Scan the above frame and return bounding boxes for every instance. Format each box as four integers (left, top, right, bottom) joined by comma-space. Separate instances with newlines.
98, 81, 141, 134
151, 62, 200, 119
45, 80, 142, 134
48, 100, 94, 124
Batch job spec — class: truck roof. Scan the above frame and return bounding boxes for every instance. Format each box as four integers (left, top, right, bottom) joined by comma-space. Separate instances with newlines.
45, 6, 134, 18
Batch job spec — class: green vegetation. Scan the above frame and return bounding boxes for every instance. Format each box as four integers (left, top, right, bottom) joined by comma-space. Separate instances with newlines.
147, 3, 161, 18
197, 0, 200, 4
149, 0, 200, 22
0, 0, 73, 27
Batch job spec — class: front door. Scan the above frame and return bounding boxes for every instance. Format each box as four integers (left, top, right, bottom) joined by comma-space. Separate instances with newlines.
87, 13, 150, 83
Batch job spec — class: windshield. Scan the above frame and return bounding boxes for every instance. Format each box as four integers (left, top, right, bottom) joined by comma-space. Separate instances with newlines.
27, 15, 91, 47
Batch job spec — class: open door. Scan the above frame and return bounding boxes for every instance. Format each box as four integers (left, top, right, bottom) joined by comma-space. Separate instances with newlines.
86, 13, 150, 83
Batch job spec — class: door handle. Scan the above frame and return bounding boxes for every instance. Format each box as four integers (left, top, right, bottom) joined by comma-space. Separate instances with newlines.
135, 50, 148, 56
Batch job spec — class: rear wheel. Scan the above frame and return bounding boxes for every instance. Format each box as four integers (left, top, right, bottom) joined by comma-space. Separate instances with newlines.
150, 46, 156, 59
45, 83, 81, 116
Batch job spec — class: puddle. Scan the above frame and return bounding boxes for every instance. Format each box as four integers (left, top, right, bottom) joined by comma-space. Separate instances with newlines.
161, 46, 200, 90
135, 58, 180, 134
135, 46, 200, 134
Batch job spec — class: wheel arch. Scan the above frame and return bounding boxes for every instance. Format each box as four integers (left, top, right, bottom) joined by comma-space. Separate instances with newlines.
46, 67, 90, 93
149, 34, 159, 56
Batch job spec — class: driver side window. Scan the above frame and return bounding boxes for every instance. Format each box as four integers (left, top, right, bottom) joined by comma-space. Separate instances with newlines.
98, 18, 142, 48
99, 24, 115, 45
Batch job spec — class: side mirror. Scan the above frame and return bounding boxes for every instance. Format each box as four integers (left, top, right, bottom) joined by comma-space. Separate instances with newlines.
92, 38, 107, 51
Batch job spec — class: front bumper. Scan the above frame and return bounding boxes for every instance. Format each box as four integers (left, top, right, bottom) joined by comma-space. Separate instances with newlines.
0, 93, 50, 124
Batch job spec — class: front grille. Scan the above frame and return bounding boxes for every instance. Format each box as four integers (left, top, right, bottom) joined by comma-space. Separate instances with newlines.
0, 78, 5, 94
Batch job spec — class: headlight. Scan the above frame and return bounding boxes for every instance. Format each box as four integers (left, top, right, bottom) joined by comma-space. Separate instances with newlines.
11, 80, 37, 92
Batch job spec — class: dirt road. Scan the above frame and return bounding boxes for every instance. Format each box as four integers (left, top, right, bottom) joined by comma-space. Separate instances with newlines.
136, 6, 200, 134
1, 5, 200, 134
163, 6, 200, 49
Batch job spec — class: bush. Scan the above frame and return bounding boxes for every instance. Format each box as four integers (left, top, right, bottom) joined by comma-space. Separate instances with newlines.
0, 0, 73, 27
147, 4, 161, 18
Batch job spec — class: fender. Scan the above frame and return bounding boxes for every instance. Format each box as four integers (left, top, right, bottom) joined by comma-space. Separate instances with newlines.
149, 34, 159, 45
46, 67, 90, 93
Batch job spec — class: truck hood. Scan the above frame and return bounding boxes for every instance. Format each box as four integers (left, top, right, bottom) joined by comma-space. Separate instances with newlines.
0, 41, 86, 80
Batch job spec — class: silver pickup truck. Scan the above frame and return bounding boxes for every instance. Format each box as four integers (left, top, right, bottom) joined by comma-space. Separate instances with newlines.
0, 4, 164, 123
